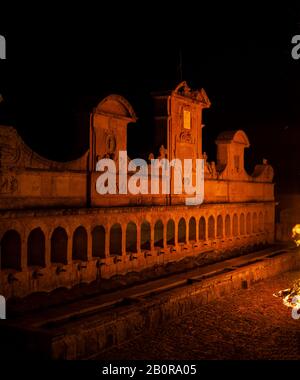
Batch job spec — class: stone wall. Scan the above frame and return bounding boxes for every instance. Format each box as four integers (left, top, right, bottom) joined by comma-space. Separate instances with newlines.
51, 249, 300, 359
0, 82, 276, 299
1, 248, 297, 359
0, 202, 274, 299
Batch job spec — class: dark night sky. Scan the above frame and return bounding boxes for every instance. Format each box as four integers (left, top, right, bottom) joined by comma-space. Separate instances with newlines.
0, 2, 300, 194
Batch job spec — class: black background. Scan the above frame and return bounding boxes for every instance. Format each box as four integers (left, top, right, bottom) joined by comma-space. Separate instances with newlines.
0, 2, 299, 194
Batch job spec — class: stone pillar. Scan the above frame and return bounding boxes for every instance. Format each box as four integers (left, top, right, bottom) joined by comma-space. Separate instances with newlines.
163, 223, 167, 248
137, 224, 141, 254
45, 232, 51, 267
205, 217, 209, 241
122, 226, 126, 257
150, 225, 155, 251
186, 219, 189, 243
21, 236, 27, 271
174, 221, 178, 247
195, 219, 199, 242
67, 232, 73, 264
105, 226, 110, 258
87, 230, 92, 261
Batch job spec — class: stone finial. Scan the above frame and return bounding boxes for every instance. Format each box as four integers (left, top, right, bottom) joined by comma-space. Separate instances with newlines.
158, 145, 167, 159
148, 153, 154, 163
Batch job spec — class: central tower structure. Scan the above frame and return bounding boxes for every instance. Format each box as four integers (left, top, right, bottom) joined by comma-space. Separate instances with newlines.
152, 81, 211, 162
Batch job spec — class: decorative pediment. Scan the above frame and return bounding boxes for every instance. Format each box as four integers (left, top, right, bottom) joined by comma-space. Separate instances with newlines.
174, 81, 191, 95
197, 88, 211, 108
0, 127, 21, 168
95, 95, 137, 121
216, 130, 250, 147
252, 162, 274, 182
0, 125, 88, 171
173, 81, 211, 108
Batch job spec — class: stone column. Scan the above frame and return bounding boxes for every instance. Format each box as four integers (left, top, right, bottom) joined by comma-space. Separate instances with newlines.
105, 226, 110, 258
122, 226, 126, 258
163, 223, 167, 248
174, 221, 178, 248
222, 216, 225, 239
150, 225, 155, 251
186, 219, 189, 244
205, 217, 209, 241
67, 232, 73, 264
87, 230, 92, 261
137, 224, 141, 254
20, 236, 27, 271
45, 232, 51, 267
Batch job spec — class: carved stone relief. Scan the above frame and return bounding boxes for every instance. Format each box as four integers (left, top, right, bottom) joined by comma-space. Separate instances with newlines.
0, 175, 18, 194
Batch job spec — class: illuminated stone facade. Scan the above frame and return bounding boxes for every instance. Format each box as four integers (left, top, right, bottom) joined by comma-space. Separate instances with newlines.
0, 82, 275, 298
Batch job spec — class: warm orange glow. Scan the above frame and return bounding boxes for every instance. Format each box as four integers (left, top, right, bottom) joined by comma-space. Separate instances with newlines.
273, 226, 300, 309
292, 224, 300, 246
274, 279, 300, 309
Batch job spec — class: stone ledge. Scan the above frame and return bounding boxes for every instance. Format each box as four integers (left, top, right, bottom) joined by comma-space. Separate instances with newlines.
0, 248, 299, 359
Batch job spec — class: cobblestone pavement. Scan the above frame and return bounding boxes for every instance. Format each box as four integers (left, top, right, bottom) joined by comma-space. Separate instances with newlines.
99, 270, 300, 360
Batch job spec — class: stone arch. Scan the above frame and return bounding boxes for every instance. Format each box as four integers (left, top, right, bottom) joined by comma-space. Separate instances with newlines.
208, 216, 215, 240
72, 226, 88, 261
240, 213, 245, 235
189, 217, 196, 241
110, 223, 122, 256
246, 212, 251, 234
92, 225, 106, 258
1, 230, 21, 270
154, 220, 164, 248
51, 227, 68, 264
126, 222, 137, 253
199, 217, 206, 240
167, 219, 175, 245
253, 212, 258, 233
27, 227, 46, 267
141, 221, 151, 250
217, 215, 223, 238
178, 218, 187, 243
233, 214, 238, 236
225, 215, 231, 237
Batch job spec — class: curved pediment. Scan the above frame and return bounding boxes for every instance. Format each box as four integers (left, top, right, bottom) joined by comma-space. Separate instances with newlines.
216, 130, 250, 147
95, 94, 137, 121
0, 125, 88, 171
252, 163, 274, 182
